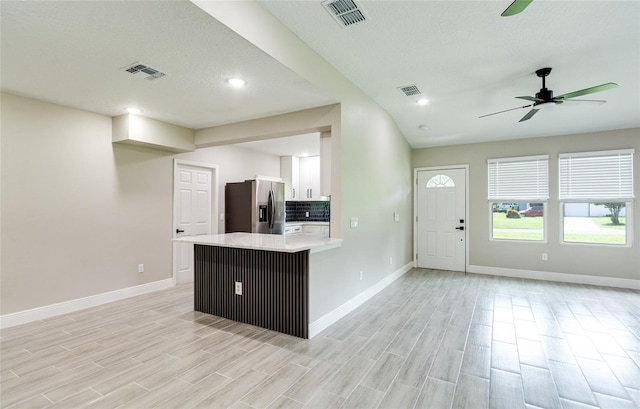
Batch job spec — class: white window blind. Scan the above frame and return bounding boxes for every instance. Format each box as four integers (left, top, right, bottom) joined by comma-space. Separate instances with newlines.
559, 149, 634, 201
488, 155, 549, 201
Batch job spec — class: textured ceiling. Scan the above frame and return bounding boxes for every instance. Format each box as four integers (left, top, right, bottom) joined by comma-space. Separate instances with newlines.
261, 0, 640, 148
2, 1, 638, 150
0, 1, 336, 130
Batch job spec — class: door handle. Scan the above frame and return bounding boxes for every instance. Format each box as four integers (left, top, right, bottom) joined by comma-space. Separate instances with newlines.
292, 188, 296, 198
267, 190, 274, 229
176, 229, 185, 234
455, 226, 464, 231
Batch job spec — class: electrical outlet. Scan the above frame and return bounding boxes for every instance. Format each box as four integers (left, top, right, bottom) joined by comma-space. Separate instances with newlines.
235, 281, 242, 295
219, 213, 225, 221
138, 264, 144, 273
359, 271, 363, 281
542, 253, 548, 261
305, 211, 310, 218
350, 217, 359, 228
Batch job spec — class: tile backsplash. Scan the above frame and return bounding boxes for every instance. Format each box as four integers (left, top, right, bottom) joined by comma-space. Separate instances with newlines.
286, 201, 330, 222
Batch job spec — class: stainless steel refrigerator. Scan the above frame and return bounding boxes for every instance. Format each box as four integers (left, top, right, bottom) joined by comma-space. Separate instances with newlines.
225, 179, 285, 234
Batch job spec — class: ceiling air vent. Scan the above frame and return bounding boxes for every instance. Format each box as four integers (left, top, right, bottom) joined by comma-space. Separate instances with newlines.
121, 62, 167, 80
322, 0, 367, 27
397, 84, 422, 96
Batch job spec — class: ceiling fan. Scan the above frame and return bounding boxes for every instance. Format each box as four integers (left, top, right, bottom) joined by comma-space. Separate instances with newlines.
501, 0, 533, 17
479, 68, 619, 122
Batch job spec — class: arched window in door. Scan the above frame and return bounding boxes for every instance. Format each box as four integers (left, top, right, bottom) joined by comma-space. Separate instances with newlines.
426, 174, 455, 188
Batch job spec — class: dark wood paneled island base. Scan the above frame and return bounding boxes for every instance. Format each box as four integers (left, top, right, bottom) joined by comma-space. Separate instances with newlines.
194, 244, 309, 338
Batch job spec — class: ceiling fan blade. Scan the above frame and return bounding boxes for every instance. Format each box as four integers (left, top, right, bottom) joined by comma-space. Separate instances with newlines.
501, 0, 533, 16
555, 83, 619, 100
519, 108, 539, 122
479, 104, 532, 118
516, 95, 544, 102
556, 99, 607, 106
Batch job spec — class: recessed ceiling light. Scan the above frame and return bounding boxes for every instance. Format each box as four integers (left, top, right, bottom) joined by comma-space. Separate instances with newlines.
227, 78, 246, 87
417, 98, 429, 106
125, 107, 141, 114
418, 124, 429, 130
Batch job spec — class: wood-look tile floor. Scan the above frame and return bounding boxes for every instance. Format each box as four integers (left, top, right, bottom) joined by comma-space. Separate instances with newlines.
2, 269, 640, 409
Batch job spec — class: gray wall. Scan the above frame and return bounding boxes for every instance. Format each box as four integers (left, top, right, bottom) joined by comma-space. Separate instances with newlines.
412, 127, 640, 281
332, 99, 413, 320
0, 92, 281, 314
1, 93, 172, 314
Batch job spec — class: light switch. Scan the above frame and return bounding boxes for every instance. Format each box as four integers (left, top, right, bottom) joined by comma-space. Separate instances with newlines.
219, 213, 225, 221
350, 217, 358, 228
394, 212, 400, 222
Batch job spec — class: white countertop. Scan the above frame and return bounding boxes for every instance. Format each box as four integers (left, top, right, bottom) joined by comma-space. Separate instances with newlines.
173, 233, 342, 254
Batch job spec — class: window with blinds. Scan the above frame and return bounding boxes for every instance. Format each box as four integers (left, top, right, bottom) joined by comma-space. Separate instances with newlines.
488, 155, 549, 201
559, 149, 634, 246
559, 149, 634, 201
488, 155, 548, 241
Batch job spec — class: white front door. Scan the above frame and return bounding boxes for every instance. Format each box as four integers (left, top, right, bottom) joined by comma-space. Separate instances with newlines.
173, 161, 214, 284
416, 168, 466, 271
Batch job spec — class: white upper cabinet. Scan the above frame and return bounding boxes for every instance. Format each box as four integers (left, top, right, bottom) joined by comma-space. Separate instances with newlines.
299, 156, 321, 200
280, 156, 299, 201
277, 132, 331, 201
281, 155, 322, 201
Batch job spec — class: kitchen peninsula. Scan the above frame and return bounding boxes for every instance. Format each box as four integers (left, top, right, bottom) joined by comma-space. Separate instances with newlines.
174, 233, 343, 338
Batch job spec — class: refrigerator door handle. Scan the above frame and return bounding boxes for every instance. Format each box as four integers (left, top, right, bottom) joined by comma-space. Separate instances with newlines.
267, 189, 274, 229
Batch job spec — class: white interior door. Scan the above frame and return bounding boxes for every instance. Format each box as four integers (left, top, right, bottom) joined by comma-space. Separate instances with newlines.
173, 161, 214, 284
416, 168, 466, 271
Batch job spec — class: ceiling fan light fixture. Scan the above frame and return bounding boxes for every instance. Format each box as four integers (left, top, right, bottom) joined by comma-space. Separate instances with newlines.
480, 67, 616, 122
535, 101, 556, 112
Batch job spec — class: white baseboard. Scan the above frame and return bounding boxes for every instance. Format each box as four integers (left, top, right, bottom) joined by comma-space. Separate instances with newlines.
308, 261, 414, 339
0, 279, 174, 330
467, 265, 640, 290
